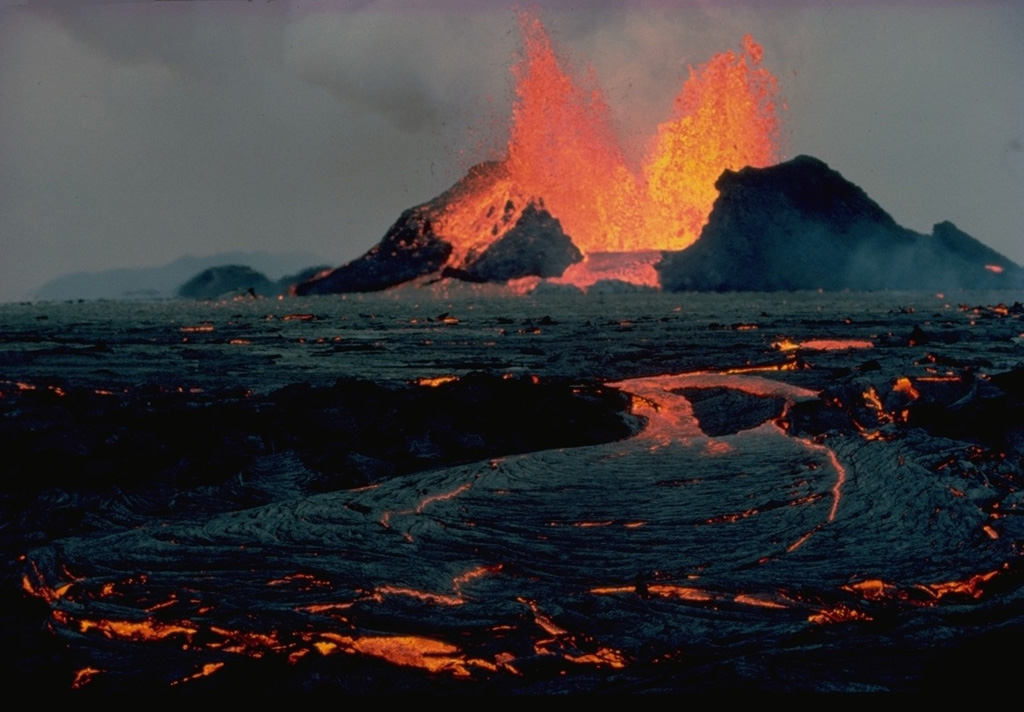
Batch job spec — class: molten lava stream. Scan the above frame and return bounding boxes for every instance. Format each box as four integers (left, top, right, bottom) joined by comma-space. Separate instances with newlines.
609, 372, 846, 555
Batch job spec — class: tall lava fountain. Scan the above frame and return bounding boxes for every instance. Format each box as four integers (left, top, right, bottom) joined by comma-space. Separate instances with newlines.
439, 13, 781, 269
295, 11, 785, 295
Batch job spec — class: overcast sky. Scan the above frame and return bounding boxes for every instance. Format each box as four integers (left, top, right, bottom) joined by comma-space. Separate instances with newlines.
1, 0, 1021, 301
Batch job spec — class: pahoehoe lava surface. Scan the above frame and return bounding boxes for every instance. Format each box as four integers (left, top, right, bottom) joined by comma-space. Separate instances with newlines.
3, 291, 1024, 693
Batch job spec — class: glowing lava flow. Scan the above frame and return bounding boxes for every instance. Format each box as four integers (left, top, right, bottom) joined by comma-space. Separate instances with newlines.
434, 12, 780, 284
609, 372, 845, 554
609, 372, 817, 448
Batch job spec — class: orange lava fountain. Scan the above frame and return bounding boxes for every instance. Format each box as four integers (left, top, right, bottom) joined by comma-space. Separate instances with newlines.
436, 12, 780, 278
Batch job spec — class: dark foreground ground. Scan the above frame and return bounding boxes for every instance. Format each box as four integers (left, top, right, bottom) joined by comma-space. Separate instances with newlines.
2, 289, 1023, 694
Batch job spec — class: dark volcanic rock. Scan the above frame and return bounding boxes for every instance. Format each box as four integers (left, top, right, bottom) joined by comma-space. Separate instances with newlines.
178, 265, 276, 299
277, 265, 331, 294
444, 202, 582, 282
0, 373, 635, 504
295, 209, 452, 294
674, 387, 786, 436
179, 264, 331, 299
295, 162, 585, 294
657, 155, 1024, 292
295, 162, 497, 294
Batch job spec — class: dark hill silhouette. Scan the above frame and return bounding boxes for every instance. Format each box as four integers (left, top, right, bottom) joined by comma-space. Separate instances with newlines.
657, 155, 1023, 291
178, 265, 275, 299
35, 251, 327, 301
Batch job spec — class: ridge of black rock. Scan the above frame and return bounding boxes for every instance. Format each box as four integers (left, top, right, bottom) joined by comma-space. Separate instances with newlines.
295, 207, 453, 295
296, 162, 496, 294
657, 155, 1023, 292
442, 202, 582, 282
295, 162, 585, 294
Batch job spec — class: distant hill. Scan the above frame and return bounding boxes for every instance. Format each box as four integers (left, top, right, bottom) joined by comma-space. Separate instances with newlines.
34, 251, 329, 301
177, 265, 277, 300
177, 264, 331, 300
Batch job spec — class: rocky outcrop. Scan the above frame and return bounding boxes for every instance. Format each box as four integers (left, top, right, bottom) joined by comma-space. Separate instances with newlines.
657, 155, 1023, 292
443, 202, 582, 282
178, 265, 276, 299
179, 264, 333, 299
295, 162, 585, 293
294, 208, 452, 294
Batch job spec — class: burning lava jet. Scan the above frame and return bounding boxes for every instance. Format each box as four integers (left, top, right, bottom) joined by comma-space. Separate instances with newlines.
297, 12, 781, 295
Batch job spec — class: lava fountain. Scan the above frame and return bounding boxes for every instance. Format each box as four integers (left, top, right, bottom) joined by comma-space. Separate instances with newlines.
436, 12, 781, 283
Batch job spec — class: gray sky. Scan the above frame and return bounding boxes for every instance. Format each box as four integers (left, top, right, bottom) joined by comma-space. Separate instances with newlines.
1, 0, 1021, 301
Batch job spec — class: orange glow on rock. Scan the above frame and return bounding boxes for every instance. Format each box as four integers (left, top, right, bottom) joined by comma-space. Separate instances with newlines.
550, 251, 663, 290
588, 586, 635, 595
647, 584, 714, 602
734, 594, 788, 610
843, 579, 895, 601
861, 386, 890, 424
984, 264, 1004, 274
919, 569, 1000, 601
266, 572, 332, 589
302, 630, 510, 677
71, 667, 104, 690
375, 586, 464, 607
519, 597, 569, 637
452, 564, 501, 594
774, 339, 874, 352
415, 375, 460, 387
721, 361, 803, 375
296, 602, 353, 615
78, 617, 197, 642
21, 564, 73, 603
785, 527, 819, 553
415, 482, 474, 514
791, 435, 846, 524
704, 440, 734, 455
808, 605, 873, 625
171, 662, 225, 687
892, 377, 920, 401
564, 647, 627, 669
